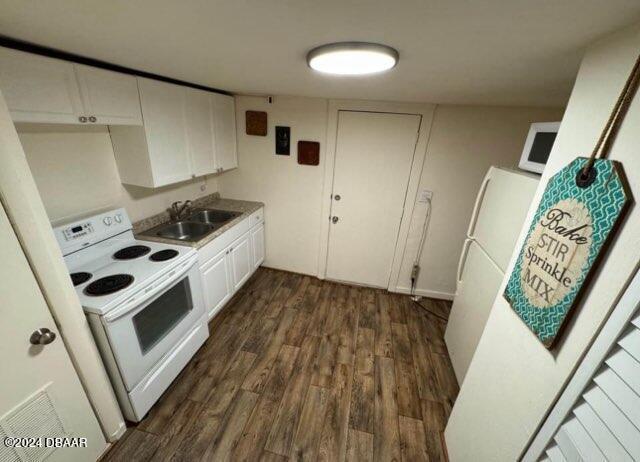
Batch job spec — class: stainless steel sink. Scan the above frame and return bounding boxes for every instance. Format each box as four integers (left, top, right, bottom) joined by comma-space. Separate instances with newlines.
188, 209, 241, 224
142, 208, 242, 242
155, 221, 213, 241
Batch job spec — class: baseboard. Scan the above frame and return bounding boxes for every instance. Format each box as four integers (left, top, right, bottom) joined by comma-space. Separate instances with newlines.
261, 265, 457, 301
392, 285, 455, 301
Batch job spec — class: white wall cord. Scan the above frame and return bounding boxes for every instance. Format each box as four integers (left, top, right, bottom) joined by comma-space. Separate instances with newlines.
410, 197, 432, 298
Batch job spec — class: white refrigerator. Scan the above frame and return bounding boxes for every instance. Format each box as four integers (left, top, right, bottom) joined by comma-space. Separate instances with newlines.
445, 166, 539, 383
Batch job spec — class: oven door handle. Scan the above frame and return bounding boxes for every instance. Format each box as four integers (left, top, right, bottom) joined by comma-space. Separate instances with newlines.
104, 255, 197, 323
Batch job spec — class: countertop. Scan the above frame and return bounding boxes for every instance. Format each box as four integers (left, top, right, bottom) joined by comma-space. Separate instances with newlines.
134, 193, 264, 249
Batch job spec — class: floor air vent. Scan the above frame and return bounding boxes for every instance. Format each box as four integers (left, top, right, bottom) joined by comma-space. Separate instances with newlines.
0, 386, 67, 462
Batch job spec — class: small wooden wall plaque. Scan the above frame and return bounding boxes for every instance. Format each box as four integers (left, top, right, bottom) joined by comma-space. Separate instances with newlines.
297, 141, 320, 166
246, 111, 267, 136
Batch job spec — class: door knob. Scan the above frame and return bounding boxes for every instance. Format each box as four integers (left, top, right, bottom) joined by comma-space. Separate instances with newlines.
334, 194, 341, 201
89, 116, 97, 123
332, 216, 339, 224
30, 328, 57, 345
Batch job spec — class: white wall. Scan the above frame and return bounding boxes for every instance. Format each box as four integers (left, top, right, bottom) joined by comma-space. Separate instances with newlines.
218, 95, 328, 276
17, 124, 218, 224
220, 97, 563, 290
445, 23, 640, 461
395, 105, 564, 298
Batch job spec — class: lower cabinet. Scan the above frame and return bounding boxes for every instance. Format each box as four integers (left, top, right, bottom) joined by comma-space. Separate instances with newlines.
230, 231, 252, 291
251, 223, 265, 269
199, 210, 265, 321
200, 248, 233, 320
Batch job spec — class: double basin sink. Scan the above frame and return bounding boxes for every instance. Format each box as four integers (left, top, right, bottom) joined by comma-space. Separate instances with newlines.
147, 209, 241, 242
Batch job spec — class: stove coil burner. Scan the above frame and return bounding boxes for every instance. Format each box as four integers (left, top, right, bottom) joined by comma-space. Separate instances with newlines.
70, 272, 92, 286
84, 274, 134, 296
113, 245, 151, 260
149, 249, 179, 262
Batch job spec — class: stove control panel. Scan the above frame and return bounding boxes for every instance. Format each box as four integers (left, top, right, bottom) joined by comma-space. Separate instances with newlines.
62, 222, 94, 240
53, 208, 133, 256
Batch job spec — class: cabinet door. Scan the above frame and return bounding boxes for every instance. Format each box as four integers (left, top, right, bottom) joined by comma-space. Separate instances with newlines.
230, 231, 252, 291
212, 93, 237, 171
185, 87, 216, 177
0, 47, 83, 123
137, 78, 191, 186
251, 223, 265, 269
75, 64, 142, 125
201, 249, 233, 320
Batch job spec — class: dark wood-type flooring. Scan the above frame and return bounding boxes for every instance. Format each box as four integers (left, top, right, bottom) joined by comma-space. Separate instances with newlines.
102, 268, 459, 461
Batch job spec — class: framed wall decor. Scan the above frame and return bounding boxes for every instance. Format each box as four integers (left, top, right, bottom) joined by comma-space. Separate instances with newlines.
245, 111, 267, 136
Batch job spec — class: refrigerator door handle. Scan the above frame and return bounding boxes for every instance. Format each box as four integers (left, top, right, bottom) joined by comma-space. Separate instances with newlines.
457, 238, 473, 284
467, 171, 492, 238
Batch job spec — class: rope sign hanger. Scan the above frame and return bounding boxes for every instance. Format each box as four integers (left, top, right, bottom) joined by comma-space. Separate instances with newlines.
504, 55, 636, 348
578, 54, 640, 187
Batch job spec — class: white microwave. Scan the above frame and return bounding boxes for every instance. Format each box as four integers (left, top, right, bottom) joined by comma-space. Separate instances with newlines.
519, 122, 560, 174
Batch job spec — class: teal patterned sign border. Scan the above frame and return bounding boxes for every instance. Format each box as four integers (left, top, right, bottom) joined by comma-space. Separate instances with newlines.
504, 158, 630, 347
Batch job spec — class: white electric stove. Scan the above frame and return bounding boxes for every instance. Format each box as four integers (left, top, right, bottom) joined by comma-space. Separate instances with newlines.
54, 208, 209, 422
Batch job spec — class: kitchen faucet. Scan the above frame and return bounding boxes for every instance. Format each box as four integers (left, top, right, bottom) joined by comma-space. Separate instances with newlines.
170, 200, 193, 221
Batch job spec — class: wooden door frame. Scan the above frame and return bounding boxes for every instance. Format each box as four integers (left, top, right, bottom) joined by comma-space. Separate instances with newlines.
317, 100, 436, 291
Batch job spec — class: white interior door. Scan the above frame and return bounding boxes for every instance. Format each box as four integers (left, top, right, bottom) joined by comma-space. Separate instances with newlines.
0, 203, 106, 462
326, 111, 421, 288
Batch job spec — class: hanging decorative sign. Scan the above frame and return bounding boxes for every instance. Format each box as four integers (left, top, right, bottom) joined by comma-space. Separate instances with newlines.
504, 55, 638, 348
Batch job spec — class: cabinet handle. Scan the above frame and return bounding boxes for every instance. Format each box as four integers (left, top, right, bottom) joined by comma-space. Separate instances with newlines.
78, 116, 87, 123
89, 116, 97, 123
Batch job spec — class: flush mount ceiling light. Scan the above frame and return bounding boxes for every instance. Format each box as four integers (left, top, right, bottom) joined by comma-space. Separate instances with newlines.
307, 42, 399, 76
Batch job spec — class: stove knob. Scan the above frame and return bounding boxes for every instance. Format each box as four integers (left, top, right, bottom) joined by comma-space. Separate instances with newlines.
114, 214, 122, 223
103, 217, 113, 226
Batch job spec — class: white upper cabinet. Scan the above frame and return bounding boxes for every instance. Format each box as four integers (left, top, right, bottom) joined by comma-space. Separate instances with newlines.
0, 47, 238, 188
111, 80, 238, 188
0, 47, 83, 123
75, 64, 142, 125
138, 78, 192, 185
185, 87, 216, 177
110, 78, 192, 188
0, 47, 141, 125
212, 93, 238, 171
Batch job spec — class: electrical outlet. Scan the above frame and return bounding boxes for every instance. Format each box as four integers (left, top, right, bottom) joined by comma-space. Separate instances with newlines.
418, 189, 433, 203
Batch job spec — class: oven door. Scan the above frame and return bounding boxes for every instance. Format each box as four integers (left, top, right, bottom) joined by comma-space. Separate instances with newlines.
101, 255, 206, 391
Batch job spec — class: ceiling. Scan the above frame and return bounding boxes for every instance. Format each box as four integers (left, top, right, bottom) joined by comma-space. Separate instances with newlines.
1, 1, 639, 107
